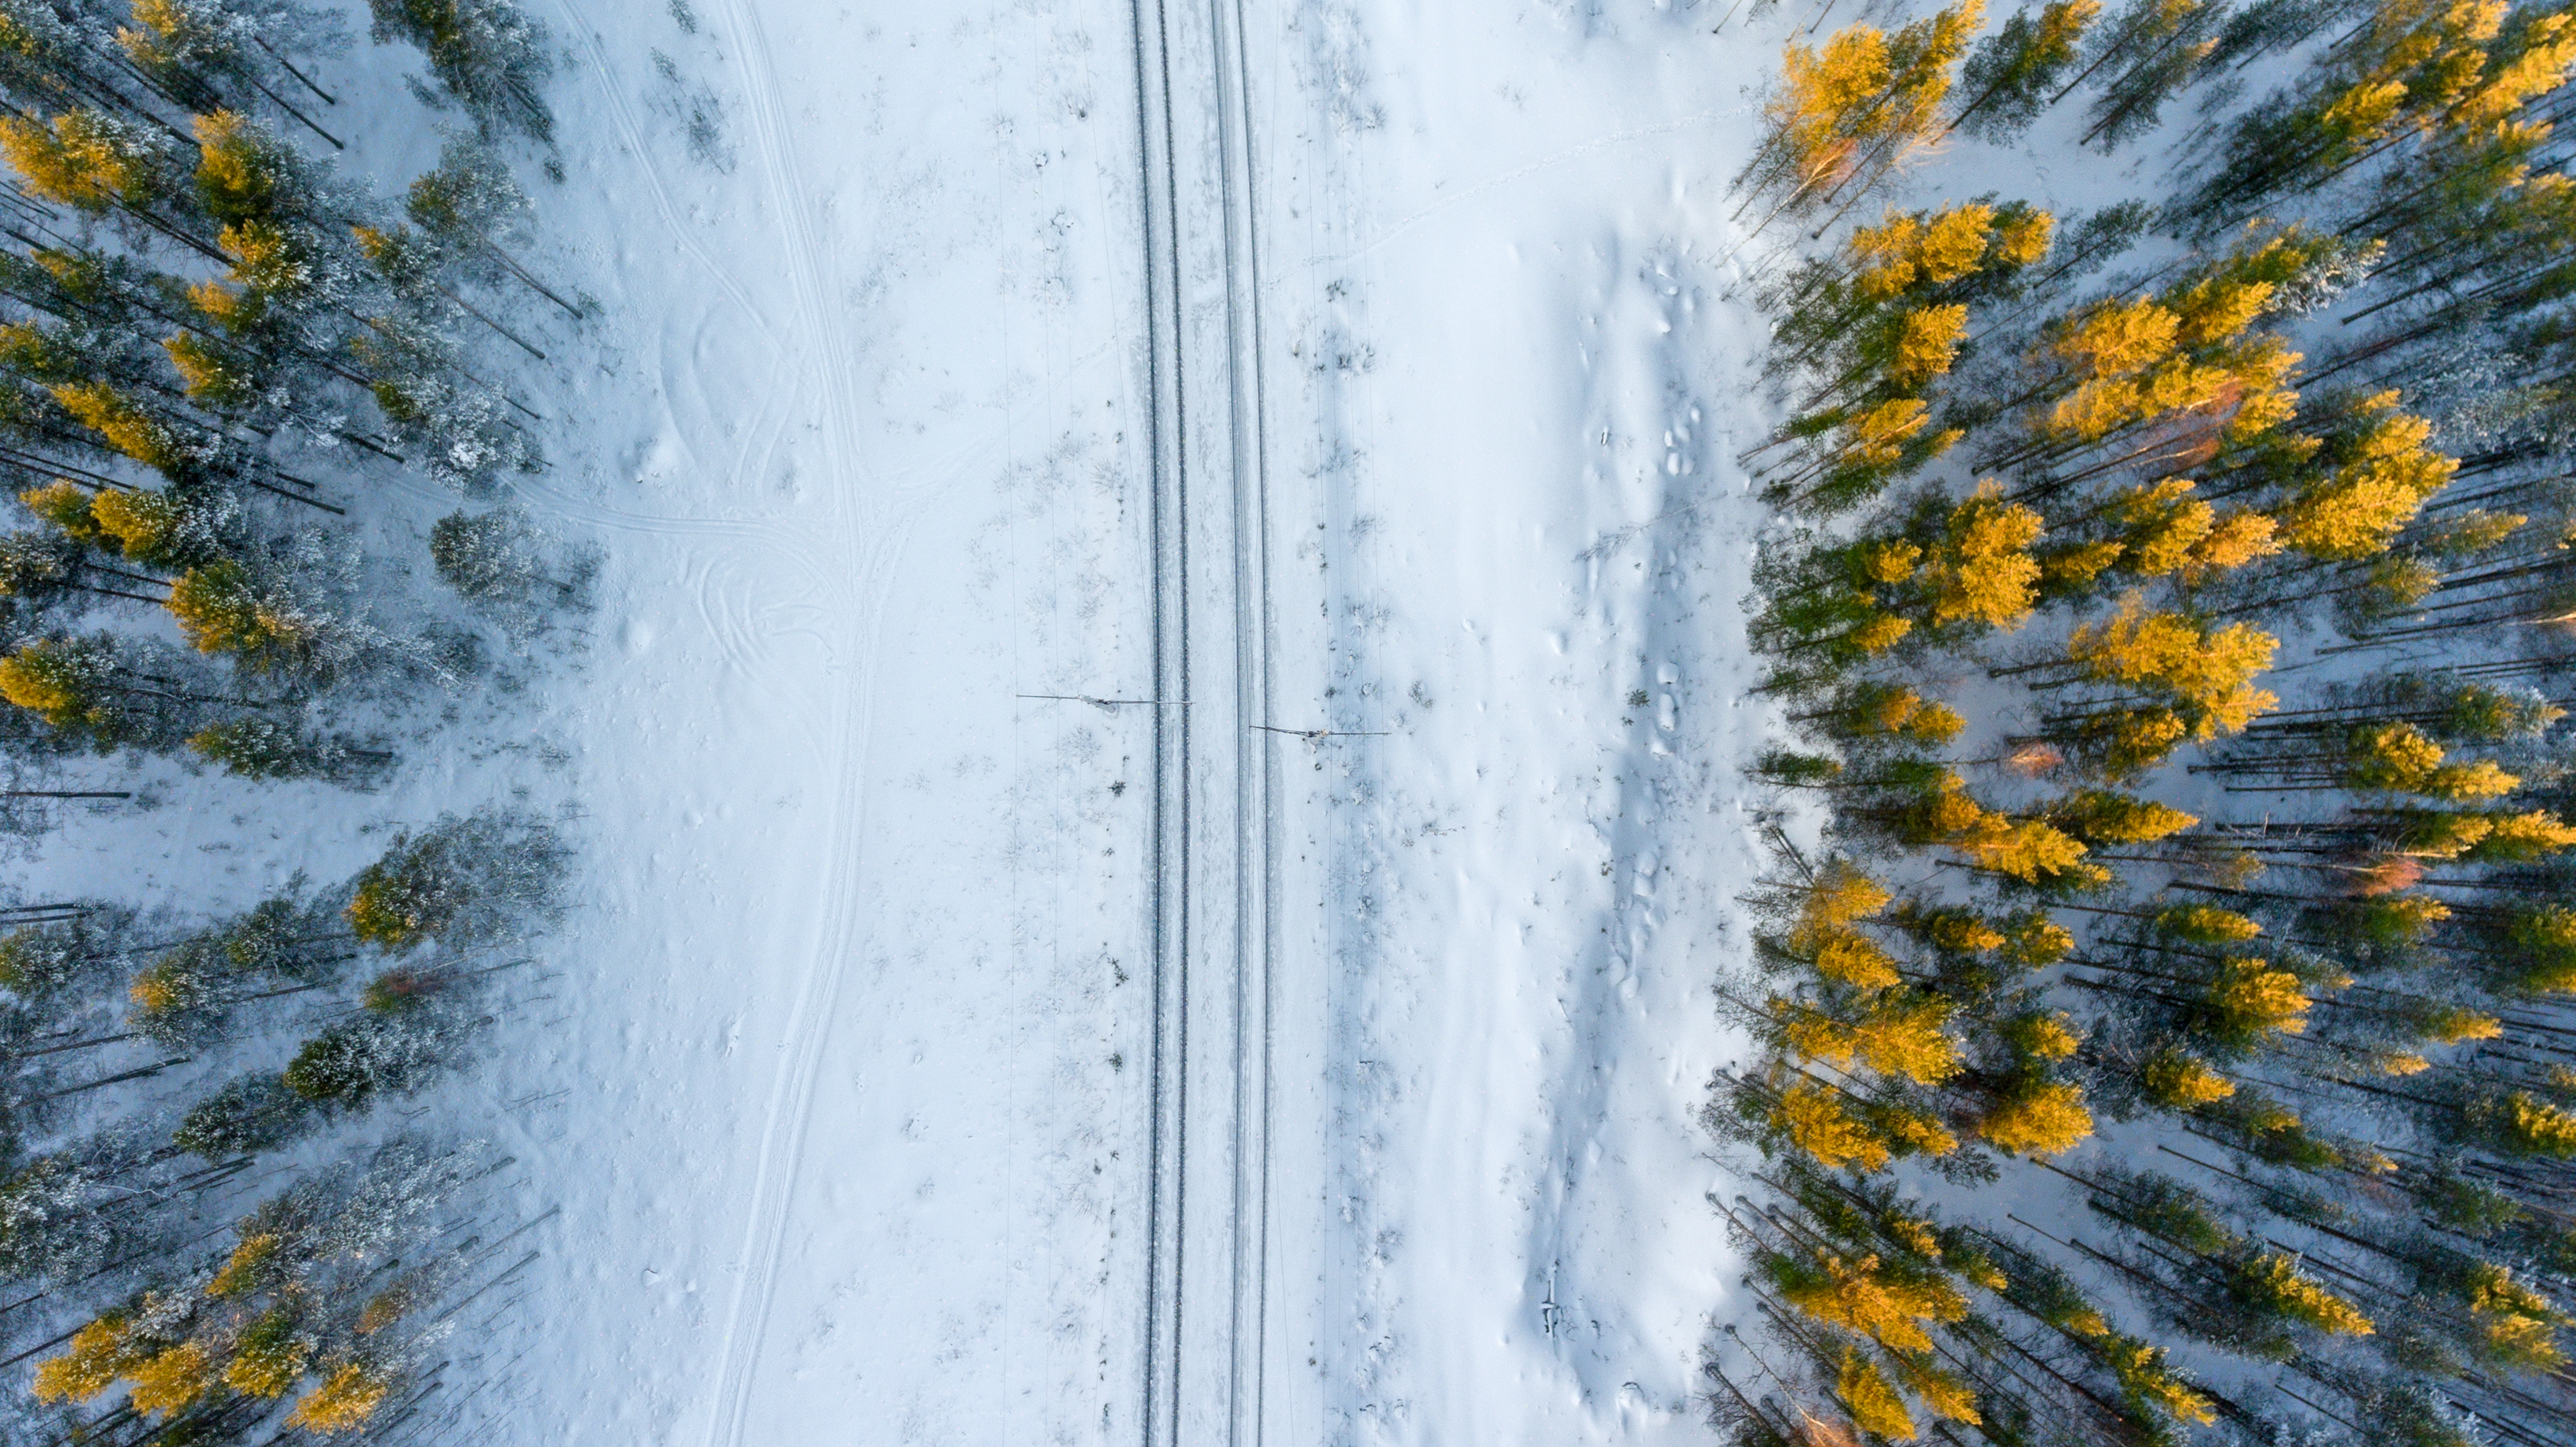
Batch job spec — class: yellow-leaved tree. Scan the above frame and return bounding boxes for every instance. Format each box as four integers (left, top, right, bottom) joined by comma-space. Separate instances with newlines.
1916, 481, 2046, 630
2054, 591, 2280, 745
1979, 1079, 2095, 1155
1740, 2, 1985, 231
2277, 391, 2461, 558
1780, 991, 1965, 1084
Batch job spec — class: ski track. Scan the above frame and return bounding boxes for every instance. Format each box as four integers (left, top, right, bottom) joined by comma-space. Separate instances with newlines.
687, 0, 883, 1440
678, 0, 1042, 1435
554, 0, 781, 345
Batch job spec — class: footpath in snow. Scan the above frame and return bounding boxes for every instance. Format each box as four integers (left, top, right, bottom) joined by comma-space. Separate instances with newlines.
473, 2, 1781, 1441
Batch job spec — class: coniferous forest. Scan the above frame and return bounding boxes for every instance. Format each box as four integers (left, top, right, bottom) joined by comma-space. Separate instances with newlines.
25, 0, 2576, 1437
0, 0, 584, 1440
1720, 0, 2576, 1442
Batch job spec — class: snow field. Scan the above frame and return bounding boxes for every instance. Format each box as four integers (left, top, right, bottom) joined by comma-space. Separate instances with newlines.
1250, 6, 1783, 1440
486, 1, 1157, 1441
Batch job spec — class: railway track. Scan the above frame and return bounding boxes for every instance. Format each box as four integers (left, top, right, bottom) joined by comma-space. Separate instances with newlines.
1132, 0, 1277, 1441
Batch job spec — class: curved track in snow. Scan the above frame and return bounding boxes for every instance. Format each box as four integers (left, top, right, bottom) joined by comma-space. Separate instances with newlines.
557, 2, 777, 344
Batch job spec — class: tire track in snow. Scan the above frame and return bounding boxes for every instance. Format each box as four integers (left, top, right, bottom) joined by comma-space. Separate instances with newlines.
509, 479, 821, 552
686, 555, 775, 678
539, 34, 923, 1444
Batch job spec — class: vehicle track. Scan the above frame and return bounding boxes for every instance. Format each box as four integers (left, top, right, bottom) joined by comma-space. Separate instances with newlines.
1133, 0, 1276, 1441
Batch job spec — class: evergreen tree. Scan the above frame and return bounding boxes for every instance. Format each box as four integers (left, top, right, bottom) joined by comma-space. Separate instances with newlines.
1729, 5, 2576, 1440
186, 714, 386, 780
0, 4, 572, 1437
1953, 0, 2103, 142
429, 503, 563, 609
278, 1007, 451, 1108
173, 1072, 315, 1158
342, 809, 561, 951
2068, 0, 2229, 151
366, 0, 554, 141
33, 1140, 482, 1433
0, 631, 230, 750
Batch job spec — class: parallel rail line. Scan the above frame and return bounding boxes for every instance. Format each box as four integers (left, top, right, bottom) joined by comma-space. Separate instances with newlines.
1133, 0, 1276, 1440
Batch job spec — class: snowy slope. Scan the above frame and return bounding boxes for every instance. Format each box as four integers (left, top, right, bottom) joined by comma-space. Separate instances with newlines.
345, 0, 1791, 1441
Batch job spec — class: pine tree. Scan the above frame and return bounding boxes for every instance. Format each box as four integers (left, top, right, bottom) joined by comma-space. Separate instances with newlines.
351, 314, 539, 492
0, 631, 227, 750
32, 1141, 481, 1430
0, 7, 573, 1437
343, 809, 561, 951
280, 1009, 448, 1108
116, 0, 346, 150
1953, 0, 2103, 141
2191, 0, 2576, 226
429, 504, 552, 606
366, 0, 554, 141
405, 131, 576, 315
1730, 8, 2576, 1437
187, 714, 386, 779
2069, 0, 2228, 151
174, 1071, 315, 1157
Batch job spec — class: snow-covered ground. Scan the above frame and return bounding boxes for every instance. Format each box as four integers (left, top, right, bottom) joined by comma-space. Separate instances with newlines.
401, 1, 1785, 1441
1251, 6, 1783, 1441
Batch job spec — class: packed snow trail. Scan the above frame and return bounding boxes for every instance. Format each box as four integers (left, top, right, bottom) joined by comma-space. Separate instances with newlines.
460, 2, 1778, 1443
